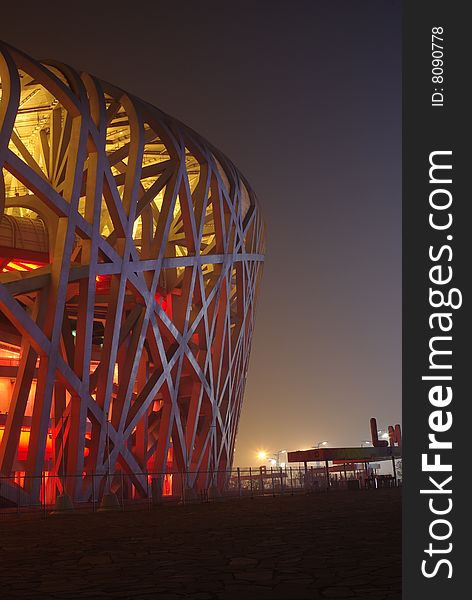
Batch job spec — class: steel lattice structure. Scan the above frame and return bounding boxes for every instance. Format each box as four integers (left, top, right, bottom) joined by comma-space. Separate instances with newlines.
0, 42, 264, 505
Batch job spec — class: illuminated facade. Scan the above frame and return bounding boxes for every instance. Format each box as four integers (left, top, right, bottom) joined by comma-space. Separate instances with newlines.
0, 42, 264, 505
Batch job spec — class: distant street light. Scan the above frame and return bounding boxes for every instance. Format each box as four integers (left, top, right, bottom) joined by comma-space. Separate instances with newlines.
272, 449, 288, 468
255, 449, 288, 468
378, 429, 390, 441
311, 441, 328, 467
257, 450, 268, 462
256, 449, 288, 468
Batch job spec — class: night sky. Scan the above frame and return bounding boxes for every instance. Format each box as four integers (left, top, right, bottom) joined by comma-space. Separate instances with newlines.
1, 1, 401, 466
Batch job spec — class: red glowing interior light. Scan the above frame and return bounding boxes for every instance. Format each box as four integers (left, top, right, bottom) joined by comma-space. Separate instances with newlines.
155, 292, 168, 312
95, 274, 111, 291
0, 425, 53, 461
1, 259, 46, 272
94, 274, 171, 314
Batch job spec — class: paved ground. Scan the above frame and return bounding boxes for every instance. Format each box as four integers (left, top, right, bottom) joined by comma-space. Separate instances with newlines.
0, 488, 401, 599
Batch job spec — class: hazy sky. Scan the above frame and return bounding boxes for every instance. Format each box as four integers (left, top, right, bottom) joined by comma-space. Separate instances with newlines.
1, 0, 401, 466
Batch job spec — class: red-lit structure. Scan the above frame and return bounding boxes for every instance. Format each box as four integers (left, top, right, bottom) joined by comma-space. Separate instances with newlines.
0, 42, 264, 505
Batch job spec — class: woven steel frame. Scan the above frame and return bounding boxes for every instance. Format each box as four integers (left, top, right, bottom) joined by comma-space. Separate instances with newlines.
0, 42, 264, 504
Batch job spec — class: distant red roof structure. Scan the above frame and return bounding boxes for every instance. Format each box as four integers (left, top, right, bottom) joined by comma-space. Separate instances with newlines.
287, 446, 401, 464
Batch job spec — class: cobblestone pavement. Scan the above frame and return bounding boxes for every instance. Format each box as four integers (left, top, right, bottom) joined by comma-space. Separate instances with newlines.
0, 489, 401, 599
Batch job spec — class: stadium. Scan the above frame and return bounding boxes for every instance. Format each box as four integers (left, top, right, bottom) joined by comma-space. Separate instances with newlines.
0, 42, 264, 506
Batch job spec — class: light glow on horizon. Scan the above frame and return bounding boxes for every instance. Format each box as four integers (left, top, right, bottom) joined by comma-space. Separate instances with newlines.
256, 450, 268, 462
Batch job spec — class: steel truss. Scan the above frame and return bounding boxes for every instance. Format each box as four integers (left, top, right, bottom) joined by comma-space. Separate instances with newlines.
0, 42, 264, 504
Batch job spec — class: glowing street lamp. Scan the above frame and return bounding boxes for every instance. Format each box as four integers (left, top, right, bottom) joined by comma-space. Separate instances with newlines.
257, 449, 287, 468
310, 441, 328, 467
273, 449, 288, 468
377, 428, 390, 439
257, 450, 268, 462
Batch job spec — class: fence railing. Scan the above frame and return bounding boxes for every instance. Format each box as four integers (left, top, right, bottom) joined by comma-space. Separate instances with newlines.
0, 466, 399, 517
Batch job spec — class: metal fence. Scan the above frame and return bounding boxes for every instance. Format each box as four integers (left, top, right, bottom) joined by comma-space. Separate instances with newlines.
0, 465, 398, 518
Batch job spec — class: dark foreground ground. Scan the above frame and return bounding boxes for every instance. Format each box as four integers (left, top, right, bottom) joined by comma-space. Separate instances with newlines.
0, 489, 401, 600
